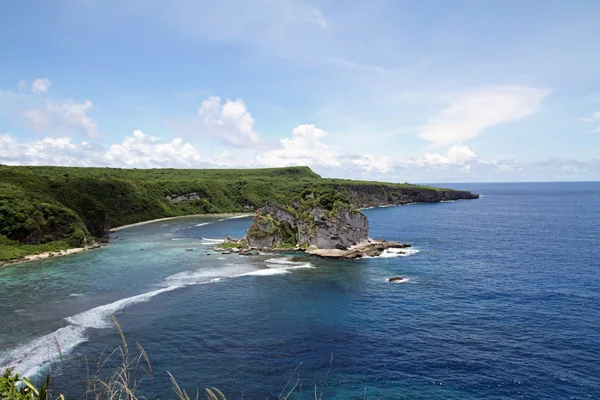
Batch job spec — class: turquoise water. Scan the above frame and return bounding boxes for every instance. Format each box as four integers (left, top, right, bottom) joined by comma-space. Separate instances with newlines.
1, 183, 600, 399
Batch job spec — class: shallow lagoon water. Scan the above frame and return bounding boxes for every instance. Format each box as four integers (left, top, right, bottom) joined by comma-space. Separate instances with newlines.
1, 183, 600, 399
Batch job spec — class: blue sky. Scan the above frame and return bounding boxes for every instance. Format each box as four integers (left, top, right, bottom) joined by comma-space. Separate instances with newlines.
1, 0, 599, 182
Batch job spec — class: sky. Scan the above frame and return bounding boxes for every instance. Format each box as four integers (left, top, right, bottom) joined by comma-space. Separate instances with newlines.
1, 0, 599, 182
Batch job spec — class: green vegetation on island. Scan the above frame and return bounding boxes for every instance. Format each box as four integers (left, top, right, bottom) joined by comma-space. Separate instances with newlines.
0, 165, 478, 262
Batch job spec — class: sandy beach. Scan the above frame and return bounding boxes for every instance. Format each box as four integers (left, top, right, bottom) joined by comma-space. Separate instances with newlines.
1, 246, 101, 267
110, 213, 253, 232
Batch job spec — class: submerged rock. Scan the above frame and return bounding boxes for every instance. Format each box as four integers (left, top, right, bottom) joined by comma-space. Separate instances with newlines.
387, 276, 405, 283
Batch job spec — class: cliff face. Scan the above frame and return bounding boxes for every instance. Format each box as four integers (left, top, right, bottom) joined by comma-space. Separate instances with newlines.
338, 184, 479, 208
245, 201, 369, 250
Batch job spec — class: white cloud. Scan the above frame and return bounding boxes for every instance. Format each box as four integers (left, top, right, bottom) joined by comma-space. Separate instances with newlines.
168, 96, 261, 147
414, 144, 478, 166
31, 78, 51, 94
581, 110, 600, 133
22, 99, 99, 138
1, 80, 99, 139
256, 124, 340, 167
104, 130, 201, 168
199, 96, 259, 145
419, 86, 550, 146
353, 155, 393, 173
0, 130, 202, 168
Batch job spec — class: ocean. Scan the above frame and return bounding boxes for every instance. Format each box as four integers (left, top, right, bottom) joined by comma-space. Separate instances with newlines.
1, 182, 599, 399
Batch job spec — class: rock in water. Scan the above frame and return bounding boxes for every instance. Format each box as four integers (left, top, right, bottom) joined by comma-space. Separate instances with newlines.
388, 276, 405, 283
226, 189, 412, 259
244, 190, 369, 250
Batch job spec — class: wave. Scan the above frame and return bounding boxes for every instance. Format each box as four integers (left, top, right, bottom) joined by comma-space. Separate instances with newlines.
225, 214, 252, 220
364, 249, 420, 259
66, 286, 179, 329
201, 238, 224, 243
195, 222, 212, 227
69, 293, 85, 297
265, 263, 314, 270
264, 257, 300, 265
240, 269, 291, 276
5, 258, 315, 377
0, 325, 87, 378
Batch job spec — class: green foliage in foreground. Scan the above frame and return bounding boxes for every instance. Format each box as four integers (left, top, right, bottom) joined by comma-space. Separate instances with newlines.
0, 370, 54, 400
0, 165, 453, 261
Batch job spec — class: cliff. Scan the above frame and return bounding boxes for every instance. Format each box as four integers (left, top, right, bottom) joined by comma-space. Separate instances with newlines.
245, 201, 368, 250
240, 189, 420, 259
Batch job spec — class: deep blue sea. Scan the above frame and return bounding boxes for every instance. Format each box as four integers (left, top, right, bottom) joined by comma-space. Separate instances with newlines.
1, 182, 600, 399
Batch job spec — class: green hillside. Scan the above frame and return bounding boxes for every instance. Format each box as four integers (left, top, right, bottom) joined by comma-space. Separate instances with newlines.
0, 165, 475, 262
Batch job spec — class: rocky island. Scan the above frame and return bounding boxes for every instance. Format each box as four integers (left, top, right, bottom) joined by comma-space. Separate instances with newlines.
215, 189, 422, 259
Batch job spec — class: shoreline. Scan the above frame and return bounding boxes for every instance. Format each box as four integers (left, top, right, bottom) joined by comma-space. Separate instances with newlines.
1, 246, 103, 268
1, 213, 254, 267
109, 213, 253, 232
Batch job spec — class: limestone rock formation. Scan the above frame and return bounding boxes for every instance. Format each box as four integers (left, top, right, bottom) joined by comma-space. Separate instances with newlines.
244, 191, 369, 251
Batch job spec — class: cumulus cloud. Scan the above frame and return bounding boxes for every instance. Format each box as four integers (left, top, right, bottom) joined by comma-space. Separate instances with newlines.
256, 124, 340, 167
104, 130, 202, 168
168, 96, 261, 147
22, 99, 99, 138
419, 86, 550, 146
199, 96, 259, 145
0, 131, 202, 168
352, 155, 393, 173
417, 144, 478, 165
31, 78, 51, 94
1, 79, 99, 139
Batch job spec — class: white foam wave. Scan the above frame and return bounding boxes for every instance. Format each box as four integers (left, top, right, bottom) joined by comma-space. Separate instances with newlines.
201, 238, 224, 243
165, 265, 255, 286
264, 257, 299, 265
171, 238, 187, 241
225, 214, 252, 220
218, 219, 225, 222
65, 286, 179, 329
240, 269, 291, 276
266, 263, 314, 270
216, 257, 226, 260
365, 248, 420, 259
0, 325, 87, 378
195, 222, 212, 227
69, 293, 84, 297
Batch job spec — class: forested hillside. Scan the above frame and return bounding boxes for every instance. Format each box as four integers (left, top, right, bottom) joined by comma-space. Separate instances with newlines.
0, 165, 478, 261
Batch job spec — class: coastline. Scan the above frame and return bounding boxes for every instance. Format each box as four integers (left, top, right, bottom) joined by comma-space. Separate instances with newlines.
110, 213, 253, 232
1, 246, 101, 268
1, 213, 253, 267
